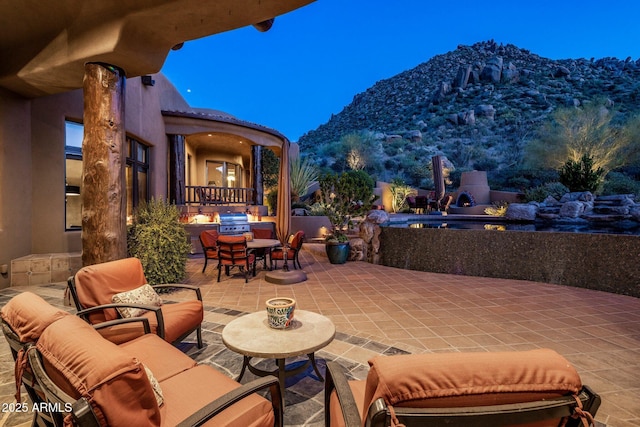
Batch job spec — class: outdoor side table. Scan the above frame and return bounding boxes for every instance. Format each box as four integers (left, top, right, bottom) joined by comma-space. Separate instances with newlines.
221, 310, 335, 396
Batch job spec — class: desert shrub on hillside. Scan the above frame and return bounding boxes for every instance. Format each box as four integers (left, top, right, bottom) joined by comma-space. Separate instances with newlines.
601, 171, 640, 198
523, 182, 569, 202
526, 100, 634, 174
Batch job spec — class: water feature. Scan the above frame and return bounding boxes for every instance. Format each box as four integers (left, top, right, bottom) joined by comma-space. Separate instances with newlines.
385, 218, 640, 235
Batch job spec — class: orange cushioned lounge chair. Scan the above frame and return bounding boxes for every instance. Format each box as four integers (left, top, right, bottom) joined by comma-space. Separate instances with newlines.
325, 349, 600, 427
25, 309, 283, 427
67, 257, 204, 348
1, 292, 71, 427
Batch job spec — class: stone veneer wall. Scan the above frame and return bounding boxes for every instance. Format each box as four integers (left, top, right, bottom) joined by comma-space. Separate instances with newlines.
379, 227, 640, 298
11, 253, 82, 286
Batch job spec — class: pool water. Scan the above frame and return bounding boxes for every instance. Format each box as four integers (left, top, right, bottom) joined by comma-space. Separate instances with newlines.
386, 219, 640, 235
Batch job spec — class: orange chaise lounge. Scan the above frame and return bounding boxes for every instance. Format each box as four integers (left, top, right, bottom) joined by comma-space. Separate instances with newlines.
325, 350, 600, 427
1, 291, 283, 427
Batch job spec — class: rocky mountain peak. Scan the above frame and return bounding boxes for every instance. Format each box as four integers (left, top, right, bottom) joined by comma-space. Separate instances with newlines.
298, 40, 640, 185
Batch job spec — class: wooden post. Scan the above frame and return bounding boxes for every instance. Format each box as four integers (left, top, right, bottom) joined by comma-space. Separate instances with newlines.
252, 145, 263, 206
168, 134, 186, 204
81, 63, 127, 266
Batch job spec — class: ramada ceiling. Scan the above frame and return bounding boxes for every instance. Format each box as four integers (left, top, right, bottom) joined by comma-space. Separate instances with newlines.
0, 0, 314, 98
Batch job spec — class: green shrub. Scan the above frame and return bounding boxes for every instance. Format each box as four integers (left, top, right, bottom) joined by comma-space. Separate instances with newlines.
601, 172, 640, 197
319, 170, 375, 240
266, 189, 278, 216
389, 178, 416, 213
523, 182, 569, 202
484, 201, 509, 216
559, 154, 605, 192
127, 199, 190, 285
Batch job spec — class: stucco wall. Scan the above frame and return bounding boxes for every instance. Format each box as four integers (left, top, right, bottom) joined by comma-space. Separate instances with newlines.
30, 90, 84, 254
379, 227, 640, 298
0, 73, 177, 288
0, 89, 33, 288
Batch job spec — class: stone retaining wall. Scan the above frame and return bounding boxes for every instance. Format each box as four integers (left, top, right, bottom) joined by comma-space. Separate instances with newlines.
379, 227, 640, 298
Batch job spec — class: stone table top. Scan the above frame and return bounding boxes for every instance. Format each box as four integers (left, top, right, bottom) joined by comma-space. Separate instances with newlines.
221, 310, 335, 359
246, 238, 281, 249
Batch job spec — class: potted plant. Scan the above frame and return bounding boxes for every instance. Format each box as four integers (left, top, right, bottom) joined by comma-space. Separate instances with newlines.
318, 171, 375, 264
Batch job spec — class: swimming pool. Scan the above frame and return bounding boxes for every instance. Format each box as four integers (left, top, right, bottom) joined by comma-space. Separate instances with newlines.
378, 222, 640, 297
385, 219, 640, 236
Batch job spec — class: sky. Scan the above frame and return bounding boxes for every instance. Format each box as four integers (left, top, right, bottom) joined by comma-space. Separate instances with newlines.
161, 0, 640, 142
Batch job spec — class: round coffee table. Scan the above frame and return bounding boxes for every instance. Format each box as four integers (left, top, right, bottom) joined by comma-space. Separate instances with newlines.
221, 310, 335, 395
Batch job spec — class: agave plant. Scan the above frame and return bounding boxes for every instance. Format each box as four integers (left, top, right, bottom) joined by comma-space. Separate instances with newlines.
289, 157, 318, 201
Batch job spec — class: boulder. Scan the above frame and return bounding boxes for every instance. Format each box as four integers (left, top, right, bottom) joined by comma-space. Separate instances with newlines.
454, 65, 472, 89
404, 130, 422, 142
559, 201, 585, 218
502, 62, 519, 83
348, 238, 365, 261
446, 114, 459, 125
432, 81, 452, 104
560, 192, 594, 203
366, 210, 389, 224
480, 56, 503, 83
457, 110, 476, 125
475, 104, 496, 120
542, 195, 561, 206
554, 66, 571, 77
505, 203, 538, 221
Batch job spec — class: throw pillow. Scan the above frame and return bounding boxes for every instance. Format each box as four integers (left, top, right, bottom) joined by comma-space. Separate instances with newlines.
112, 284, 162, 318
143, 364, 164, 407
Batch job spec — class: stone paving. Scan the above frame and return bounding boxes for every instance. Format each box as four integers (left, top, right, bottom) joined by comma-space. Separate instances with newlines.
1, 244, 639, 426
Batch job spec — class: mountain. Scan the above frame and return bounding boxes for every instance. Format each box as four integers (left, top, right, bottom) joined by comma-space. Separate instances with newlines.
298, 40, 640, 187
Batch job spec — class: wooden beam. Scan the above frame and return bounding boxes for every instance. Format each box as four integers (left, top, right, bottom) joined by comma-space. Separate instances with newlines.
169, 134, 186, 204
81, 62, 127, 266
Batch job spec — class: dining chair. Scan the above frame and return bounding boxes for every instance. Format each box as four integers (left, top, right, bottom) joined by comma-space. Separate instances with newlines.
217, 235, 256, 283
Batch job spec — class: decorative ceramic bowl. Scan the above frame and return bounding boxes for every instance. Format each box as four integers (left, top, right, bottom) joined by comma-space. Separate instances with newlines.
265, 297, 296, 329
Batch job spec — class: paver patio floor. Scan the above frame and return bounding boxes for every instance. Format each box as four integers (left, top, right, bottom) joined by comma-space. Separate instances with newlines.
1, 244, 638, 426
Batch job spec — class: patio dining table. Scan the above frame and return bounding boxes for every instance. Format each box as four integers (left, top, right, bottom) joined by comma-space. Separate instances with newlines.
247, 238, 281, 270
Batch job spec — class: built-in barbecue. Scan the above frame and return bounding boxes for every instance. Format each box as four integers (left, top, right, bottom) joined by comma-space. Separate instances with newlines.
218, 212, 251, 235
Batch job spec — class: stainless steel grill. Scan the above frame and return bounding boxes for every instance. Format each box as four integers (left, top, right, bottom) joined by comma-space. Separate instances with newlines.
218, 212, 250, 235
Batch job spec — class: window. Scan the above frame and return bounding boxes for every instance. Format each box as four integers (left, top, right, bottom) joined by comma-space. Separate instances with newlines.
65, 123, 150, 229
126, 137, 150, 221
65, 121, 83, 230
205, 160, 243, 187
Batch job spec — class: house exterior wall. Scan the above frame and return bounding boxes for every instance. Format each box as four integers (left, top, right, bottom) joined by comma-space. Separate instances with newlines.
0, 89, 33, 288
0, 71, 287, 289
0, 74, 178, 289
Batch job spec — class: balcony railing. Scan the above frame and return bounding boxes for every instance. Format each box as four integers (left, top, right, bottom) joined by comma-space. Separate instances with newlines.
186, 186, 255, 206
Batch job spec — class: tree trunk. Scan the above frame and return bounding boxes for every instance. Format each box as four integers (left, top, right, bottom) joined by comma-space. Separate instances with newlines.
81, 63, 127, 266
252, 145, 263, 205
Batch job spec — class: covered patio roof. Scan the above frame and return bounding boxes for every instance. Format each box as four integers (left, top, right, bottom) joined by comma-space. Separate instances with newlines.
0, 0, 314, 98
163, 109, 289, 154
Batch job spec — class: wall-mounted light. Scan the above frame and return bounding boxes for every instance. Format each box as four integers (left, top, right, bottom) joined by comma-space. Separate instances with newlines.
253, 18, 275, 32
141, 75, 155, 86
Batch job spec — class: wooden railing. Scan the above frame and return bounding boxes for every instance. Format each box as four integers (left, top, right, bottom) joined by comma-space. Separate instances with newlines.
185, 186, 255, 206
